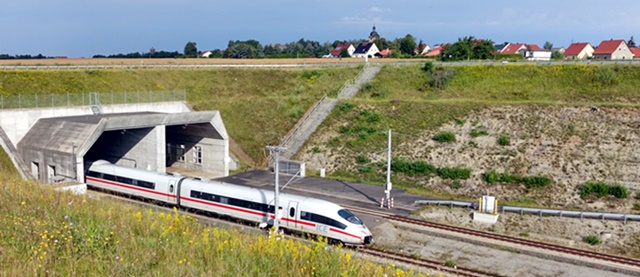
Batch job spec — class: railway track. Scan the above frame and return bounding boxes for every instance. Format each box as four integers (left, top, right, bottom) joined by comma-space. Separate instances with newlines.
387, 214, 640, 269
343, 204, 640, 274
359, 247, 501, 277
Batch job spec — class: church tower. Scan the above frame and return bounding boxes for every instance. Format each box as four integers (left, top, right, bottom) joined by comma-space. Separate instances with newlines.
368, 25, 380, 43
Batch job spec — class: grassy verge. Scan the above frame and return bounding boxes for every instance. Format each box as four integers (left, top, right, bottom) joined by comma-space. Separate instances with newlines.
362, 64, 640, 103
0, 180, 420, 276
0, 146, 19, 181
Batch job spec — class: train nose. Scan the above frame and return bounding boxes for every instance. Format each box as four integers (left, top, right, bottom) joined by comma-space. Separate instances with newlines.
364, 235, 374, 244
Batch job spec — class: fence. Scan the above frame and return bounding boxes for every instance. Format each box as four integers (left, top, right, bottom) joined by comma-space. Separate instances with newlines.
0, 90, 186, 110
414, 199, 640, 223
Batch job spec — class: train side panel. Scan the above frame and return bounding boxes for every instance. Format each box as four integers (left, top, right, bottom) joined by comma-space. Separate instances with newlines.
86, 160, 179, 205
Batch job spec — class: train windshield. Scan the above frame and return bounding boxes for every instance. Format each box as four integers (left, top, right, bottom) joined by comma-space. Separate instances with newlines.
338, 209, 363, 225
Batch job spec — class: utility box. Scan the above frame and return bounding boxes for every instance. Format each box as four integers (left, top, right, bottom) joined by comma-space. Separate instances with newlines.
482, 195, 496, 213
474, 195, 499, 224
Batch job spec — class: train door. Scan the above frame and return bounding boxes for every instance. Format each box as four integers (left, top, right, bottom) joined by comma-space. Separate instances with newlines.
286, 201, 299, 229
168, 179, 177, 203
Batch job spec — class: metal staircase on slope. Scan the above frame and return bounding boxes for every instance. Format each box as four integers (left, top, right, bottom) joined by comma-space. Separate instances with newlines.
280, 65, 382, 160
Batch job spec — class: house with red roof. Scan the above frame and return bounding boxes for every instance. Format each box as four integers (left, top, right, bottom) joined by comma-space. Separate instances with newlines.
499, 43, 542, 54
563, 42, 594, 60
593, 39, 633, 60
499, 43, 550, 61
330, 44, 355, 58
425, 44, 445, 57
375, 48, 393, 58
630, 48, 640, 59
415, 44, 431, 56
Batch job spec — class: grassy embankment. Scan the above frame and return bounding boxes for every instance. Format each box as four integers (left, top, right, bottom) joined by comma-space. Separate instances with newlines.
301, 64, 640, 198
0, 180, 419, 276
0, 67, 361, 164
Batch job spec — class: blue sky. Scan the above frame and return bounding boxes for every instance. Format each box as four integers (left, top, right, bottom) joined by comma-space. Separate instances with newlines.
2, 0, 640, 57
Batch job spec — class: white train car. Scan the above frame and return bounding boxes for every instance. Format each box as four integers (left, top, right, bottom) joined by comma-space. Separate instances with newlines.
86, 160, 184, 204
85, 160, 373, 245
180, 178, 373, 245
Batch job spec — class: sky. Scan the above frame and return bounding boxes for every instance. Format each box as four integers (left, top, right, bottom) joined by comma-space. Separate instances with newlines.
2, 0, 640, 58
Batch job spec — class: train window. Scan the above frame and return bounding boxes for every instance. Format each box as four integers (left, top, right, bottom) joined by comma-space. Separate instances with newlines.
290, 207, 295, 217
190, 190, 202, 198
103, 174, 116, 182
300, 211, 310, 221
338, 209, 363, 225
117, 176, 133, 185
220, 196, 228, 204
302, 211, 346, 230
87, 171, 103, 179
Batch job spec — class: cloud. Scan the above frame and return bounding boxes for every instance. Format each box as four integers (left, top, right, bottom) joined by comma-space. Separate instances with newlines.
369, 6, 391, 13
335, 15, 414, 28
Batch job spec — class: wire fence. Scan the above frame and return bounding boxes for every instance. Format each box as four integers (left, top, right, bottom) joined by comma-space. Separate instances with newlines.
0, 90, 186, 110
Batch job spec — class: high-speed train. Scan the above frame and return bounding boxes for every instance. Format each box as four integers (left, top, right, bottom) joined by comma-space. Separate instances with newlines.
85, 160, 374, 245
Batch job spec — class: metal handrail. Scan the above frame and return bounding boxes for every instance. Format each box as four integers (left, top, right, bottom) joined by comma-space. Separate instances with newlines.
414, 199, 640, 223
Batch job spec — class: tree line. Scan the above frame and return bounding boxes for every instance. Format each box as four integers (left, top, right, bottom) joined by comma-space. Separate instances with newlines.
5, 33, 611, 61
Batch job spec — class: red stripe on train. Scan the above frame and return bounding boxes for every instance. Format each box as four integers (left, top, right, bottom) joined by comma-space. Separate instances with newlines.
330, 227, 363, 241
87, 177, 176, 198
88, 176, 360, 241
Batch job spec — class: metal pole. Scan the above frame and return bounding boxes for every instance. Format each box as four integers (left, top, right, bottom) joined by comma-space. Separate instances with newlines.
266, 145, 287, 235
385, 129, 392, 208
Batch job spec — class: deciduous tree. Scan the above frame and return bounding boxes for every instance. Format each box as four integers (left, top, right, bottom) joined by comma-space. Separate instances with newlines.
184, 42, 198, 58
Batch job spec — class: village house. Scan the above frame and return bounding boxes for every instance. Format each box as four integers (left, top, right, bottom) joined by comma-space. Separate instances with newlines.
329, 44, 355, 58
352, 42, 380, 58
592, 39, 634, 60
563, 42, 594, 60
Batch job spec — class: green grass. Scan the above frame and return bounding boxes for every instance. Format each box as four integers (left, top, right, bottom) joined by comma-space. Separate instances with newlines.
358, 64, 640, 104
583, 234, 602, 245
0, 180, 420, 276
0, 146, 20, 181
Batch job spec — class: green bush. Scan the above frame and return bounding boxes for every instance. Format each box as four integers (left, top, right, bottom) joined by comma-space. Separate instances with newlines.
422, 61, 434, 73
454, 118, 465, 125
583, 235, 601, 245
497, 134, 510, 146
444, 260, 457, 268
358, 109, 381, 123
337, 101, 355, 113
579, 181, 628, 199
520, 176, 552, 189
482, 170, 551, 189
608, 184, 630, 199
633, 203, 640, 211
437, 167, 471, 180
356, 154, 370, 164
390, 157, 472, 179
483, 170, 500, 183
433, 131, 456, 143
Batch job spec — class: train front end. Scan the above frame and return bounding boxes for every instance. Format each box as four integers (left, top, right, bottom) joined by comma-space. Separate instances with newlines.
338, 209, 374, 245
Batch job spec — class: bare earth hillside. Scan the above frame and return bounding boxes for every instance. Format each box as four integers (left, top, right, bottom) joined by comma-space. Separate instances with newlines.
301, 105, 640, 210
